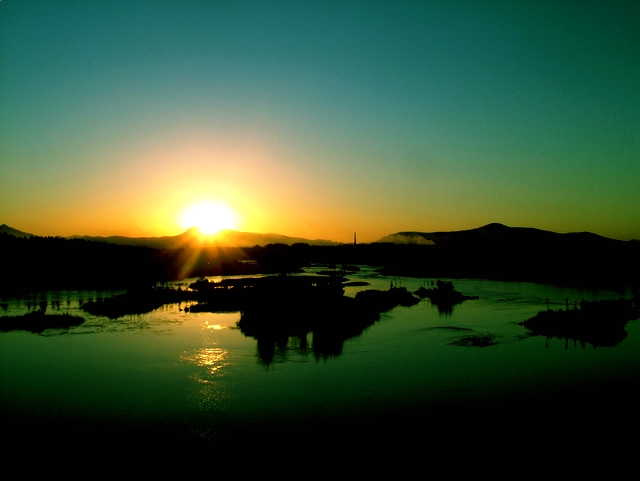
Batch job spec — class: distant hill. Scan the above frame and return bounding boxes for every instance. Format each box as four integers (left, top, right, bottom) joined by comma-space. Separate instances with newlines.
67, 230, 195, 249
0, 224, 33, 238
1, 223, 341, 248
211, 229, 342, 247
68, 228, 341, 248
377, 223, 626, 248
374, 223, 639, 286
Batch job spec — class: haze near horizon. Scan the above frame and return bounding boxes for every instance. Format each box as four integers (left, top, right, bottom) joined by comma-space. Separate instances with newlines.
1, 1, 639, 242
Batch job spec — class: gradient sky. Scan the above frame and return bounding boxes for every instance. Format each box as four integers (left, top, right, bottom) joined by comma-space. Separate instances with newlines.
1, 0, 639, 242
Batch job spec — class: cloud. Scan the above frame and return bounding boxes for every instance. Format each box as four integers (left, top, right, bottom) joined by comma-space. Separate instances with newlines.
376, 234, 435, 245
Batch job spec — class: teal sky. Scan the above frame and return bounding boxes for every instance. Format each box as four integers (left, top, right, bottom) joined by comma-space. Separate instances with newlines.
1, 0, 639, 242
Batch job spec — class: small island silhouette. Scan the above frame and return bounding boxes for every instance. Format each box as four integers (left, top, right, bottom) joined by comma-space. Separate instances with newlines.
520, 297, 639, 348
0, 310, 85, 334
414, 279, 479, 314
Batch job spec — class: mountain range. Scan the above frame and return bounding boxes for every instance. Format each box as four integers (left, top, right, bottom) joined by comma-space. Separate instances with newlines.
2, 222, 636, 249
377, 222, 634, 248
3, 222, 637, 289
0, 224, 341, 248
0, 224, 33, 238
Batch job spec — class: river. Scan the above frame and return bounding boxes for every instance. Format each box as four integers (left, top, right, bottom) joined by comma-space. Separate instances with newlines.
1, 267, 638, 450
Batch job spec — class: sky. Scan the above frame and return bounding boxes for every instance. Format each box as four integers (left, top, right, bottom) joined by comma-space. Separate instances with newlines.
1, 0, 639, 242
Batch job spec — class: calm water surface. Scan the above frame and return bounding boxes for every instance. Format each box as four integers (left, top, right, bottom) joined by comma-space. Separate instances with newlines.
1, 268, 638, 444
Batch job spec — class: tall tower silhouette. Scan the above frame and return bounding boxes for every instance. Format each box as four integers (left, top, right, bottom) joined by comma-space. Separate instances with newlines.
354, 232, 357, 245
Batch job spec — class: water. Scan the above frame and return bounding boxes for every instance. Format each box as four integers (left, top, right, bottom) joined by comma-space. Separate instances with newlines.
1, 269, 638, 447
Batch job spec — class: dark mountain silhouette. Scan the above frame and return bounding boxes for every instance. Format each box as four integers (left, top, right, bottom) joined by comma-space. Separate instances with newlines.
67, 229, 199, 249
0, 224, 33, 238
2, 222, 637, 290
4, 222, 632, 249
377, 222, 629, 248
68, 227, 341, 248
1, 224, 340, 248
375, 223, 639, 286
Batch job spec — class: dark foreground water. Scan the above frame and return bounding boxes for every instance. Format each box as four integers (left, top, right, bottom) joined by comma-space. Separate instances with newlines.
2, 268, 639, 452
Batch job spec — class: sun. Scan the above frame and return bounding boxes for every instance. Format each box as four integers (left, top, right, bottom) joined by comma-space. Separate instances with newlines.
179, 201, 238, 235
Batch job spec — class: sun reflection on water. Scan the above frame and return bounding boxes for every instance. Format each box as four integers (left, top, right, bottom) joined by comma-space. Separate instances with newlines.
183, 347, 229, 376
205, 323, 225, 330
183, 346, 233, 413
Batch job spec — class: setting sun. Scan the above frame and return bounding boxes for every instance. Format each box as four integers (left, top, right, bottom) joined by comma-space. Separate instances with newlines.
179, 201, 238, 235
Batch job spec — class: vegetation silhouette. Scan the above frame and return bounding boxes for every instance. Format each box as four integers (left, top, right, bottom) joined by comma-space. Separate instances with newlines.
0, 310, 84, 334
189, 275, 420, 363
520, 298, 639, 348
77, 274, 421, 362
0, 232, 163, 294
414, 279, 479, 314
81, 285, 194, 319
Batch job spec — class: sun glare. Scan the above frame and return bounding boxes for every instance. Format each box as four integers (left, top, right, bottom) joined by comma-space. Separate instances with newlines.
180, 201, 237, 235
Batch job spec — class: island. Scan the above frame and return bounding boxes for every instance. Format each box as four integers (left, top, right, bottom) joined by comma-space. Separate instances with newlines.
520, 298, 639, 348
80, 274, 422, 363
0, 310, 85, 334
414, 280, 479, 314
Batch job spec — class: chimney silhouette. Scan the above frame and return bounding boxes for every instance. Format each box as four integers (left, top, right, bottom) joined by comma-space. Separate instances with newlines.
354, 232, 357, 245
